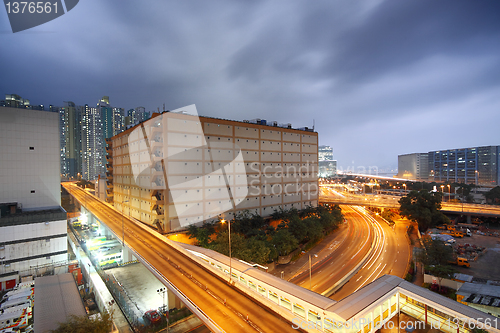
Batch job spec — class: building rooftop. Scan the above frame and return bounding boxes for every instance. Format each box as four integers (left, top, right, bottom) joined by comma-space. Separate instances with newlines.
326, 275, 402, 320
111, 109, 317, 140
457, 282, 500, 308
327, 275, 499, 328
0, 206, 66, 227
34, 273, 86, 333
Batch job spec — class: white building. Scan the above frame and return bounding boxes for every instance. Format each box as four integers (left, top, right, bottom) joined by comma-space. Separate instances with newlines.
107, 107, 319, 233
0, 107, 67, 291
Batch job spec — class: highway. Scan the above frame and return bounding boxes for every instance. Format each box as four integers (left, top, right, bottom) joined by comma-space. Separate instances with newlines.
289, 206, 373, 295
63, 183, 300, 333
330, 206, 410, 301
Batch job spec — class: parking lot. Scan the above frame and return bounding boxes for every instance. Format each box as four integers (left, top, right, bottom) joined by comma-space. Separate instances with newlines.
106, 263, 166, 320
454, 234, 500, 280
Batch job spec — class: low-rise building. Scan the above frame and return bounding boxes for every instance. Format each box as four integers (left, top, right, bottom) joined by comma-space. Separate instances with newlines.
457, 282, 500, 318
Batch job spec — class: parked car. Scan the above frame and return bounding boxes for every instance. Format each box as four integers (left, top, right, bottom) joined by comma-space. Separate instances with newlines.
98, 246, 111, 253
144, 310, 161, 324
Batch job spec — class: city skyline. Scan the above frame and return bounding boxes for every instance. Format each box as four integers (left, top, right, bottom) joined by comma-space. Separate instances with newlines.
2, 1, 500, 169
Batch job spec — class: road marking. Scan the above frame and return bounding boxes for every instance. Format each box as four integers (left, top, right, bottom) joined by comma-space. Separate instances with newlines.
329, 241, 340, 250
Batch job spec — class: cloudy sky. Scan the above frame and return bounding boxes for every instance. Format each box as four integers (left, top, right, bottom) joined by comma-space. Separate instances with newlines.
2, 0, 500, 171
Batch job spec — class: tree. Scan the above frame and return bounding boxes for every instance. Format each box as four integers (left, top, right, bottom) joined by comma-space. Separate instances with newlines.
210, 231, 246, 256
186, 224, 198, 239
287, 214, 307, 243
50, 312, 112, 333
419, 237, 457, 292
271, 229, 298, 256
399, 190, 450, 231
238, 237, 272, 265
303, 216, 324, 242
427, 264, 457, 292
419, 237, 454, 266
484, 186, 500, 205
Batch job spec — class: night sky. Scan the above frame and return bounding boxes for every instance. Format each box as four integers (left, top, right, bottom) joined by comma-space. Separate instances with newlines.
2, 0, 500, 171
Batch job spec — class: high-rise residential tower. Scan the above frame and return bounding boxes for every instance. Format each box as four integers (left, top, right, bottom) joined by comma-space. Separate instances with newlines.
60, 101, 83, 179
82, 104, 105, 180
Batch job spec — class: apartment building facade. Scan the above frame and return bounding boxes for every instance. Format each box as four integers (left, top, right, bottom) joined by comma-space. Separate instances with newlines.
107, 108, 318, 233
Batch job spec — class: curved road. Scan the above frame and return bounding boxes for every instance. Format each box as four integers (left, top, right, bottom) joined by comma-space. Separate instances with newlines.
330, 206, 410, 301
290, 206, 373, 294
64, 183, 301, 333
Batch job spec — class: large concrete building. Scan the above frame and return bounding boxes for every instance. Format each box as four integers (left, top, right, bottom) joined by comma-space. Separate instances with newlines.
429, 146, 500, 185
398, 146, 500, 185
106, 106, 318, 233
0, 107, 67, 290
397, 153, 429, 181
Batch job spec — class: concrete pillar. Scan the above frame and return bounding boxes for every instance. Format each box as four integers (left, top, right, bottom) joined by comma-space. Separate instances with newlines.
103, 227, 112, 240
121, 247, 136, 263
170, 292, 182, 310
467, 215, 471, 224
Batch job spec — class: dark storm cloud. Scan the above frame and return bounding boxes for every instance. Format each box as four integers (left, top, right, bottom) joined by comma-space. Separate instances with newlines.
323, 0, 500, 81
1, 0, 500, 168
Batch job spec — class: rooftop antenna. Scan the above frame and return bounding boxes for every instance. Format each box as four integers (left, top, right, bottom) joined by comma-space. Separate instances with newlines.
163, 103, 165, 112
313, 119, 315, 131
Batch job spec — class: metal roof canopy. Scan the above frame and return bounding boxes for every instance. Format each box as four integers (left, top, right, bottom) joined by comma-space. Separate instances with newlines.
34, 273, 86, 333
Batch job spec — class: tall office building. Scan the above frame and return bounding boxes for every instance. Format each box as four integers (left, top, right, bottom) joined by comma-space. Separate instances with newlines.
398, 145, 500, 185
107, 110, 318, 233
0, 107, 67, 289
318, 145, 337, 177
82, 104, 105, 180
397, 153, 429, 181
318, 145, 333, 161
60, 102, 83, 179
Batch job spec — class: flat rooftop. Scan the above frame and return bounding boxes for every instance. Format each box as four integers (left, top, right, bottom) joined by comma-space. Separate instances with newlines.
34, 273, 86, 333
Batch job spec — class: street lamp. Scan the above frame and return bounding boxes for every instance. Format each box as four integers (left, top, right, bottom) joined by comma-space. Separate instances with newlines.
157, 287, 168, 332
122, 189, 129, 247
221, 219, 232, 284
447, 184, 451, 202
309, 254, 318, 290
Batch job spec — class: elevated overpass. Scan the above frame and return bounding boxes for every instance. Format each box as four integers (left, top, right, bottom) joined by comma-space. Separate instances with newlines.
64, 183, 500, 333
63, 183, 301, 333
320, 193, 500, 218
